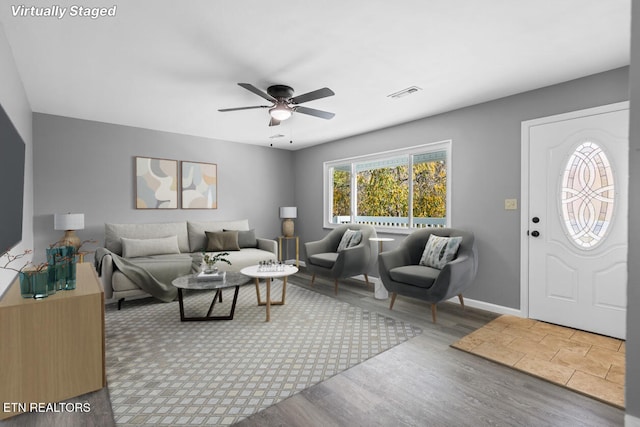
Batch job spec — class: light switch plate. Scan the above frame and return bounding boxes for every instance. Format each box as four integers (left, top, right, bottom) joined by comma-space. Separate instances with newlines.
505, 199, 518, 210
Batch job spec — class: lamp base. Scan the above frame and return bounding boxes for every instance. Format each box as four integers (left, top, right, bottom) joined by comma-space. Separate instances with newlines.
60, 230, 81, 251
282, 219, 295, 237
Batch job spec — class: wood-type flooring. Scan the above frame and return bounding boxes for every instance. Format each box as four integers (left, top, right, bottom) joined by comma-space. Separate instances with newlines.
3, 268, 625, 426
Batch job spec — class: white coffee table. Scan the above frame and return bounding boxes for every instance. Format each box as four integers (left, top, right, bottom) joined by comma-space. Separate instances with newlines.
240, 264, 299, 322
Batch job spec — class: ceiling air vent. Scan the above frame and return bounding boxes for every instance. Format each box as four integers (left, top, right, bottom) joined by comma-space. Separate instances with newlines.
269, 134, 285, 139
387, 86, 422, 99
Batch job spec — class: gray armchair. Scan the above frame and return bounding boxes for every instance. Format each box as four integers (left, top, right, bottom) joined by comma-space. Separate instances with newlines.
304, 224, 377, 294
378, 228, 477, 322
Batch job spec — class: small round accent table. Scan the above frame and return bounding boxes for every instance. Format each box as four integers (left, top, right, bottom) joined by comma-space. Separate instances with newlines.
172, 271, 252, 321
369, 237, 395, 300
240, 264, 299, 322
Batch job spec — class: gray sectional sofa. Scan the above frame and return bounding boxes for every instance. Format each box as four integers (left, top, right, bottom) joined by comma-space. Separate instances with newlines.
97, 219, 277, 306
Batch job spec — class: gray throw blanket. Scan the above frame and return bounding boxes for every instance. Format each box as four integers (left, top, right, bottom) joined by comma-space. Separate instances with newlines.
95, 247, 180, 302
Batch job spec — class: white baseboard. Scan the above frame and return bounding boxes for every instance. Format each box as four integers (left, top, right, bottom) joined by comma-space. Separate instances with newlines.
349, 275, 524, 317
284, 259, 305, 267
627, 414, 640, 427
446, 295, 523, 317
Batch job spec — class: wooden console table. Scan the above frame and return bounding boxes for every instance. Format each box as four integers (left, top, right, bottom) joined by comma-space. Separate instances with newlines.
0, 263, 105, 419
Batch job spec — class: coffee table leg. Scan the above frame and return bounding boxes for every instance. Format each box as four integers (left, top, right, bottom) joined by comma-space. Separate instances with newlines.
254, 278, 263, 305
178, 288, 186, 321
179, 287, 240, 321
266, 277, 271, 322
282, 276, 287, 304
206, 289, 222, 317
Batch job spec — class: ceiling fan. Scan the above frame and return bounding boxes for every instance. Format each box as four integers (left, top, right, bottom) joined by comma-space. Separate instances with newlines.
218, 83, 335, 126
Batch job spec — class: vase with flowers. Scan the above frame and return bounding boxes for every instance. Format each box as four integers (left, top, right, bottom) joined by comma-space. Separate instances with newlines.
202, 251, 232, 274
1, 249, 49, 298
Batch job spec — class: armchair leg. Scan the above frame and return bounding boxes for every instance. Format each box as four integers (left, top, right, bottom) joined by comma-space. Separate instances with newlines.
310, 273, 316, 286
334, 279, 339, 295
117, 298, 124, 310
389, 292, 397, 310
364, 274, 370, 288
458, 294, 465, 310
431, 304, 437, 323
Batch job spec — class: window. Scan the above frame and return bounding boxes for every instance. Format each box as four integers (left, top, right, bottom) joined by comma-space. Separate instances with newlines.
324, 141, 451, 232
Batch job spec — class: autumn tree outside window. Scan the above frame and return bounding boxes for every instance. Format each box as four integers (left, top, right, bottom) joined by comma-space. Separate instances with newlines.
324, 141, 451, 231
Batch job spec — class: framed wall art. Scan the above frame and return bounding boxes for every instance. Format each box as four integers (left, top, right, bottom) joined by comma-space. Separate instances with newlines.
135, 156, 178, 209
181, 161, 217, 209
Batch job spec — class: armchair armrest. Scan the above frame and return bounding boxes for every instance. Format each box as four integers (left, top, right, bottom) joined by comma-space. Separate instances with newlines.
432, 254, 474, 300
333, 244, 369, 278
257, 238, 278, 256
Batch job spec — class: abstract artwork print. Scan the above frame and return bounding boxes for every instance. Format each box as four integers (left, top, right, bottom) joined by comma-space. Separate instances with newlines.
181, 161, 217, 209
135, 156, 178, 209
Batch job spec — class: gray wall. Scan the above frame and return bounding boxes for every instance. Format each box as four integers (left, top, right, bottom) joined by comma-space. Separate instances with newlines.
626, 0, 640, 420
0, 23, 33, 295
293, 67, 629, 310
32, 114, 294, 262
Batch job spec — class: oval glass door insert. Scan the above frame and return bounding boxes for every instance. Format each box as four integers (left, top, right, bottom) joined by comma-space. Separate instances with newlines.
560, 141, 615, 249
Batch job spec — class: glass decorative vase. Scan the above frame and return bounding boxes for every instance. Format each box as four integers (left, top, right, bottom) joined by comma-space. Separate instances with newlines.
64, 255, 77, 290
19, 269, 49, 299
46, 245, 77, 291
203, 264, 218, 275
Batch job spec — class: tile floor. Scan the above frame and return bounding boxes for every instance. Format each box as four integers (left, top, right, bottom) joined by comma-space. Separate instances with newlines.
451, 315, 625, 408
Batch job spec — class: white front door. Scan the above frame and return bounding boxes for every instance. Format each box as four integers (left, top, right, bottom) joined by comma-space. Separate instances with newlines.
523, 102, 628, 339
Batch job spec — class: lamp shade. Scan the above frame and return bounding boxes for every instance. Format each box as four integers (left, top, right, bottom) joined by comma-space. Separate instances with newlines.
279, 207, 297, 219
54, 213, 84, 231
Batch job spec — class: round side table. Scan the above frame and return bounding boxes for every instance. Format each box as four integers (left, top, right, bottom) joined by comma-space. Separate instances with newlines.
369, 237, 395, 300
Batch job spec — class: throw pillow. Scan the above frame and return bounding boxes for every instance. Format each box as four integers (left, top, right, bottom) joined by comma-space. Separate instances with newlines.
224, 229, 257, 248
348, 230, 363, 247
205, 230, 241, 251
337, 229, 362, 252
121, 235, 181, 258
419, 235, 463, 269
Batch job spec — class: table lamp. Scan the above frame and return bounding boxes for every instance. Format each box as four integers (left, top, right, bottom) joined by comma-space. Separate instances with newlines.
54, 213, 84, 250
279, 207, 297, 237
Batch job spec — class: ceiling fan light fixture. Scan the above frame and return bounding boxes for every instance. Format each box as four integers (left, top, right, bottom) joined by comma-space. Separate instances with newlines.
269, 104, 292, 121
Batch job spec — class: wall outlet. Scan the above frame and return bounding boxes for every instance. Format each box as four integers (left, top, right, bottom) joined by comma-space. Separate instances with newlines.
504, 198, 518, 210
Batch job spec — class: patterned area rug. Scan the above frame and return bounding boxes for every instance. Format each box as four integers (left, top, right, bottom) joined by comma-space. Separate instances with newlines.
451, 315, 624, 408
105, 280, 421, 426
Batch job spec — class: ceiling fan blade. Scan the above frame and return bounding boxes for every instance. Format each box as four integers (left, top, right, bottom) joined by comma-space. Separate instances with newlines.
290, 87, 335, 105
294, 106, 335, 120
238, 83, 276, 102
269, 117, 281, 127
218, 105, 270, 112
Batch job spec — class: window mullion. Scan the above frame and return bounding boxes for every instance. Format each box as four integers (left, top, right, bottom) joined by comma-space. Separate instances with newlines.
408, 155, 414, 229
350, 163, 357, 223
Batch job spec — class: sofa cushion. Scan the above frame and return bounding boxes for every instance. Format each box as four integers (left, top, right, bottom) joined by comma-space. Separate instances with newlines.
121, 235, 181, 258
105, 222, 189, 255
224, 229, 257, 248
205, 230, 241, 251
309, 252, 339, 269
389, 265, 439, 289
187, 220, 250, 252
419, 235, 462, 269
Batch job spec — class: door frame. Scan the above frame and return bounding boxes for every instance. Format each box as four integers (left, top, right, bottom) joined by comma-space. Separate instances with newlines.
519, 101, 629, 319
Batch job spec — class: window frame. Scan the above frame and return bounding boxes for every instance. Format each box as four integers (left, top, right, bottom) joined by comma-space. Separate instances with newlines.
323, 140, 452, 234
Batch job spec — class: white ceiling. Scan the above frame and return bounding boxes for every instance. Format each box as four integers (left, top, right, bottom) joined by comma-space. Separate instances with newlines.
0, 0, 631, 150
